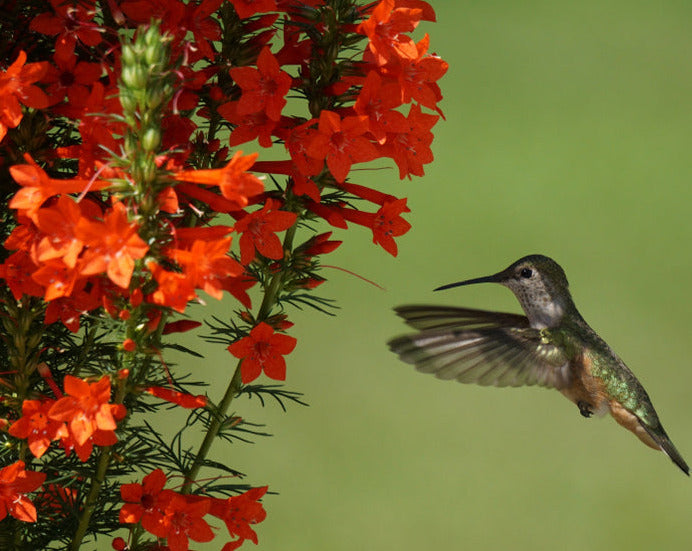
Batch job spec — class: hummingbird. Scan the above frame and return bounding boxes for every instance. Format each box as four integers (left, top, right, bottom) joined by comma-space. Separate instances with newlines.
388, 254, 688, 475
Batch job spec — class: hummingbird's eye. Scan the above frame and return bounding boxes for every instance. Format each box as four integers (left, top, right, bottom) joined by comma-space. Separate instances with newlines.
520, 267, 533, 279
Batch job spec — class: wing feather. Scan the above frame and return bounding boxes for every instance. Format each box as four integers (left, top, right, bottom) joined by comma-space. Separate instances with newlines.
388, 306, 571, 390
394, 305, 530, 330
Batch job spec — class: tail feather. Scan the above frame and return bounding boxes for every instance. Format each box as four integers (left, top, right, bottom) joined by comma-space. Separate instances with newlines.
640, 422, 689, 476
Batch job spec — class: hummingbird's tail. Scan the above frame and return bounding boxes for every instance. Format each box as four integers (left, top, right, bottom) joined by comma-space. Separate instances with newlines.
640, 423, 689, 476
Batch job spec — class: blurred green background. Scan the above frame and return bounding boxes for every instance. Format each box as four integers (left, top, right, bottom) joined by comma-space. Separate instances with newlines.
192, 1, 692, 550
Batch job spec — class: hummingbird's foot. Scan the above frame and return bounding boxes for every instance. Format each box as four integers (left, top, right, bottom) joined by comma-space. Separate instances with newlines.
577, 401, 594, 418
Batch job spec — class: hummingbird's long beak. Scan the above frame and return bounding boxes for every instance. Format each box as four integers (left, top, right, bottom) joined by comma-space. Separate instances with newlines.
434, 273, 501, 292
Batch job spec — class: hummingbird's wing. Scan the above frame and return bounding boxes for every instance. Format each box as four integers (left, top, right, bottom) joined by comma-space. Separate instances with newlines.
388, 305, 571, 389
393, 305, 531, 331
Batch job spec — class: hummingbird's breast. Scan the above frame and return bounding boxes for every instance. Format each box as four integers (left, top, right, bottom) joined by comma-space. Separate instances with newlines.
559, 351, 611, 416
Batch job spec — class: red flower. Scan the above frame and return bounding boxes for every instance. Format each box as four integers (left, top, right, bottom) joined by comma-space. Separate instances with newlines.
42, 53, 102, 108
174, 151, 264, 209
228, 322, 297, 383
340, 198, 411, 256
8, 399, 68, 458
218, 100, 278, 148
57, 82, 125, 176
0, 461, 46, 523
146, 386, 208, 409
307, 111, 378, 182
33, 196, 89, 268
230, 46, 292, 121
0, 250, 45, 300
209, 486, 268, 550
30, 0, 103, 63
233, 199, 297, 265
76, 202, 149, 289
285, 121, 322, 177
298, 232, 342, 257
48, 375, 125, 447
0, 51, 49, 141
357, 0, 425, 66
380, 103, 438, 178
44, 288, 100, 332
382, 34, 448, 110
148, 262, 198, 313
229, 0, 278, 19
354, 70, 408, 143
162, 320, 203, 334
172, 237, 243, 300
9, 155, 104, 220
120, 468, 170, 537
159, 494, 214, 551
8, 400, 67, 457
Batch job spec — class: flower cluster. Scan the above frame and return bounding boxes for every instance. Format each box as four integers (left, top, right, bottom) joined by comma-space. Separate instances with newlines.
120, 469, 267, 551
9, 374, 125, 462
0, 0, 445, 548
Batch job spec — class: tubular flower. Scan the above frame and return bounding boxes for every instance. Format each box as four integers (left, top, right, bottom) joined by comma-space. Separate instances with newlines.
75, 202, 149, 289
0, 461, 46, 523
307, 111, 378, 182
230, 46, 292, 122
233, 199, 297, 265
228, 322, 297, 383
8, 399, 68, 458
0, 51, 49, 141
209, 486, 268, 550
48, 375, 125, 447
173, 151, 264, 209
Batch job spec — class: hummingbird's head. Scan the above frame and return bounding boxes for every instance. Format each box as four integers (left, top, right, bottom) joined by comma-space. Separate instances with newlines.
436, 254, 573, 329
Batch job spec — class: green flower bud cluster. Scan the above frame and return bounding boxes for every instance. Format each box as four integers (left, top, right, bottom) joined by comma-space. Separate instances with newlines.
116, 21, 177, 260
118, 22, 174, 192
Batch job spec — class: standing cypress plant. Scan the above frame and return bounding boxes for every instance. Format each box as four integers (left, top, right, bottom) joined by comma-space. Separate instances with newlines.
0, 1, 447, 549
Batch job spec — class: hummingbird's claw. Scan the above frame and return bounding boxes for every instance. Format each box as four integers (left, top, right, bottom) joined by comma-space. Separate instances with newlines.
577, 401, 594, 418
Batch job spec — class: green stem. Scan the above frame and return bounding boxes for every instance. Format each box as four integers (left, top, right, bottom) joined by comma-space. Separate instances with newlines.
182, 223, 299, 493
69, 447, 113, 550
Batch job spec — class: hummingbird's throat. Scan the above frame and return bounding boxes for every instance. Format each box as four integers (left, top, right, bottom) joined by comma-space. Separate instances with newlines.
510, 285, 565, 329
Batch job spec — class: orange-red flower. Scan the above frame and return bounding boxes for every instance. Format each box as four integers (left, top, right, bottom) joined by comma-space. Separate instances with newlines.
357, 0, 431, 66
76, 202, 149, 288
171, 236, 243, 300
173, 151, 264, 209
160, 494, 214, 551
354, 70, 407, 143
30, 0, 103, 63
146, 386, 208, 409
8, 399, 68, 458
0, 461, 46, 523
233, 199, 297, 265
0, 51, 49, 142
48, 375, 125, 447
33, 196, 94, 268
120, 468, 170, 536
228, 322, 297, 383
229, 0, 277, 19
209, 486, 268, 550
307, 111, 378, 182
382, 34, 448, 110
339, 198, 411, 256
230, 46, 292, 122
380, 103, 438, 178
218, 100, 278, 148
148, 262, 198, 313
9, 156, 104, 221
